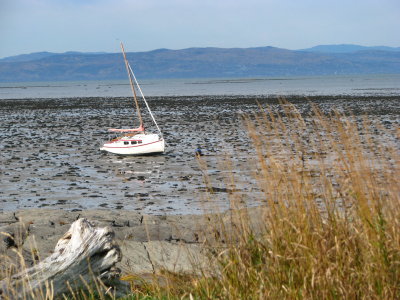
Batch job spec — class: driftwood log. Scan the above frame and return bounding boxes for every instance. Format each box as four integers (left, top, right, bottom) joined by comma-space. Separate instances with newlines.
0, 218, 121, 299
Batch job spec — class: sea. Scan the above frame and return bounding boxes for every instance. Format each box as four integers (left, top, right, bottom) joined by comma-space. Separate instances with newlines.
1, 74, 400, 99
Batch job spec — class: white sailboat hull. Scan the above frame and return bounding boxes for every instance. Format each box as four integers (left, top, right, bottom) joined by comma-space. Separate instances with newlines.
100, 133, 165, 155
101, 43, 165, 156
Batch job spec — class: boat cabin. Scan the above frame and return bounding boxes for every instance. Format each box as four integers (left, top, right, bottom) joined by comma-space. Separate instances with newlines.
123, 140, 143, 145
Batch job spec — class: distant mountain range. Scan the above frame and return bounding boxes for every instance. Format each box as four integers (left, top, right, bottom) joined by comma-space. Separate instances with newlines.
0, 44, 399, 82
300, 44, 400, 53
0, 51, 108, 63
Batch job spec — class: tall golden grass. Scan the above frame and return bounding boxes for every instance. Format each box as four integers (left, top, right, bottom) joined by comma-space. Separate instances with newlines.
190, 101, 400, 299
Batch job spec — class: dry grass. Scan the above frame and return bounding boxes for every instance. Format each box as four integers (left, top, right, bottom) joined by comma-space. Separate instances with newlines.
190, 101, 400, 299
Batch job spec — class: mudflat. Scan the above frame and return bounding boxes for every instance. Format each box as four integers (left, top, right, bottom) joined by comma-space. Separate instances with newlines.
0, 95, 399, 214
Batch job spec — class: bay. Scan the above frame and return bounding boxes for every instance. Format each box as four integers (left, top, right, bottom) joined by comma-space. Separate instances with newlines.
0, 74, 400, 99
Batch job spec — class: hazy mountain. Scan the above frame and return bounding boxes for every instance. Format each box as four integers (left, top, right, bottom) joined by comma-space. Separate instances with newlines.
0, 52, 58, 63
0, 45, 399, 82
0, 51, 108, 63
300, 44, 400, 53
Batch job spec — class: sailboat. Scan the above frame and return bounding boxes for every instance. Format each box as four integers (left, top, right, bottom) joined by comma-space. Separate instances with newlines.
100, 43, 165, 155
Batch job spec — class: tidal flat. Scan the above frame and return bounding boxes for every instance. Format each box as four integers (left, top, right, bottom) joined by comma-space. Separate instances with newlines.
0, 95, 398, 214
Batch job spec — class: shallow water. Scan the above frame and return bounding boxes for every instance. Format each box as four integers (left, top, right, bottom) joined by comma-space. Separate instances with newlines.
0, 95, 398, 214
1, 74, 400, 99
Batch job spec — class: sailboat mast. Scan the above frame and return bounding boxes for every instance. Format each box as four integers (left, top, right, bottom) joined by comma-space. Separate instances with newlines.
120, 43, 143, 128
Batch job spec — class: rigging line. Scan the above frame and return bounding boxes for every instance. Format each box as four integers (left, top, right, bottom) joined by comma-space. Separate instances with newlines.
120, 43, 143, 127
127, 63, 163, 137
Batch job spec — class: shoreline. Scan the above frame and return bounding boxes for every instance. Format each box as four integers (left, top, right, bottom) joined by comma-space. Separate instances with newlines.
0, 209, 213, 274
1, 207, 264, 275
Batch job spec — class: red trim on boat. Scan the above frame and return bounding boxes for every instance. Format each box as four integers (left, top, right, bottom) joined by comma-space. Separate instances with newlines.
102, 140, 163, 149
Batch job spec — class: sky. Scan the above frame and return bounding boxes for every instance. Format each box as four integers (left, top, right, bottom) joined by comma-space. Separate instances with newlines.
0, 0, 399, 58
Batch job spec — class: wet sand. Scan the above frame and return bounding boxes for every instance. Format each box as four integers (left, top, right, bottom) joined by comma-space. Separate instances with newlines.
0, 95, 399, 214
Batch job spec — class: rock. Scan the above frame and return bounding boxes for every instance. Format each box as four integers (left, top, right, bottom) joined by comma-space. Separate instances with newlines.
145, 241, 209, 275
118, 241, 154, 274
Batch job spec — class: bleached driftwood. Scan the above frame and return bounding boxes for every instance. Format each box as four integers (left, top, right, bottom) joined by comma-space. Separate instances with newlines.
0, 218, 121, 298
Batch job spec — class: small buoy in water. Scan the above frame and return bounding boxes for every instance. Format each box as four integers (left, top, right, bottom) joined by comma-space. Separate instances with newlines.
195, 148, 204, 157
